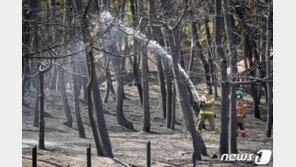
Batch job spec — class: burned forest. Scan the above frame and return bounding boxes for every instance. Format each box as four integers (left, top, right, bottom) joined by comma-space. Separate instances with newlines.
22, 0, 273, 166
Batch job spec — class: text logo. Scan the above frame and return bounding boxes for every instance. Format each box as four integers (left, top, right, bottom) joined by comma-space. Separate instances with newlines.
220, 150, 272, 165
254, 150, 272, 165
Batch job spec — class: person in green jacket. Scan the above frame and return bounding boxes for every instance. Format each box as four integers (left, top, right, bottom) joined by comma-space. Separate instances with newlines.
196, 85, 216, 135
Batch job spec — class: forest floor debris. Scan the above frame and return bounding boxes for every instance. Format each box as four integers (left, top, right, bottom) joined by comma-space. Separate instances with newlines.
22, 77, 272, 166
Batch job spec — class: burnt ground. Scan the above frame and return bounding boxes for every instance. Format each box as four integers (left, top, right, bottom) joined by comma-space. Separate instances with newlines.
22, 74, 273, 167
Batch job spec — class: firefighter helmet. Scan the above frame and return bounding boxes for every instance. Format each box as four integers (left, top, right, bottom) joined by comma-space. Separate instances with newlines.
236, 90, 243, 97
205, 85, 212, 94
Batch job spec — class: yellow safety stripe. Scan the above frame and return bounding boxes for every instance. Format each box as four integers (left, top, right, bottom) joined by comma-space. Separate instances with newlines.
200, 111, 215, 115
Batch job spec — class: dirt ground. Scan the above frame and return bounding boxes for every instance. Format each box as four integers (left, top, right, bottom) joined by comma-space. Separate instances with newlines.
22, 74, 273, 167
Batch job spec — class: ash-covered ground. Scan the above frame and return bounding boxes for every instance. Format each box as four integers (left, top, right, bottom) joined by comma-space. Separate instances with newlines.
22, 73, 272, 167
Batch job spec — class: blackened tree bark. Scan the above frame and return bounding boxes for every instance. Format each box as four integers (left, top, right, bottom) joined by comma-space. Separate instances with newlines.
34, 76, 40, 126
188, 25, 195, 74
164, 57, 172, 120
111, 47, 134, 130
260, 11, 267, 79
38, 70, 45, 149
234, 2, 261, 119
33, 71, 40, 127
215, 0, 230, 155
138, 0, 150, 132
174, 25, 184, 68
265, 9, 273, 137
170, 83, 176, 130
69, 4, 85, 138
92, 64, 113, 156
148, 0, 167, 119
74, 0, 113, 157
166, 74, 172, 128
38, 57, 53, 150
162, 27, 173, 122
160, 0, 207, 160
130, 0, 143, 105
103, 55, 116, 103
103, 0, 124, 103
86, 55, 104, 156
160, 30, 173, 120
120, 0, 129, 101
22, 2, 31, 102
30, 0, 40, 127
162, 22, 173, 120
222, 0, 238, 153
204, 12, 218, 98
189, 7, 211, 87
58, 0, 73, 127
49, 0, 58, 91
71, 58, 86, 138
102, 1, 134, 131
82, 73, 88, 100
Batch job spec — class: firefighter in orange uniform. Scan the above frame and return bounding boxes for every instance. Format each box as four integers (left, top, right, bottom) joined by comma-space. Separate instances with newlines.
236, 90, 247, 137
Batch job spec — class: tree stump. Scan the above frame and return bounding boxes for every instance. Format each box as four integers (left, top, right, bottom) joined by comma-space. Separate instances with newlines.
87, 144, 91, 167
147, 141, 151, 167
32, 145, 37, 167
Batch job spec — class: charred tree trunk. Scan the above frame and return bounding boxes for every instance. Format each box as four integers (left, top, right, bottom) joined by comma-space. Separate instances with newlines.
38, 59, 53, 150
75, 0, 113, 157
22, 5, 31, 102
82, 75, 88, 100
86, 56, 104, 156
174, 25, 184, 68
111, 44, 134, 130
49, 0, 58, 91
162, 30, 173, 120
103, 55, 116, 103
188, 26, 195, 74
92, 69, 113, 157
141, 48, 150, 131
215, 0, 230, 155
160, 0, 207, 160
67, 1, 86, 138
166, 75, 172, 128
71, 64, 86, 138
234, 2, 261, 119
164, 57, 172, 119
34, 74, 40, 127
58, 0, 73, 127
70, 54, 86, 138
170, 83, 176, 130
222, 0, 238, 153
162, 29, 173, 120
189, 7, 211, 87
130, 0, 143, 105
204, 13, 218, 98
80, 1, 106, 155
58, 65, 73, 127
148, 0, 167, 119
30, 0, 40, 127
138, 0, 150, 132
265, 9, 273, 137
38, 71, 45, 149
